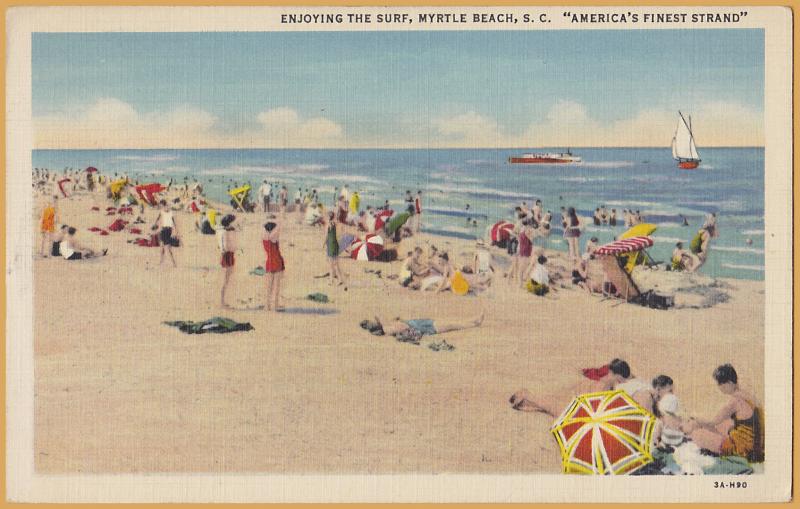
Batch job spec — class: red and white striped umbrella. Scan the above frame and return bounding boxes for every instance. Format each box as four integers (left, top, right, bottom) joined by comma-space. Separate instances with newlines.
595, 236, 654, 255
374, 209, 394, 231
490, 221, 514, 243
350, 234, 384, 261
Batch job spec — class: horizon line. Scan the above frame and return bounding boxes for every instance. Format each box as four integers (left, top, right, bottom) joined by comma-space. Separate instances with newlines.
33, 145, 766, 150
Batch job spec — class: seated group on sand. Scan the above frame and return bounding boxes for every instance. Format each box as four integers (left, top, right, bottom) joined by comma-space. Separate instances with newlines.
510, 359, 764, 465
398, 241, 494, 295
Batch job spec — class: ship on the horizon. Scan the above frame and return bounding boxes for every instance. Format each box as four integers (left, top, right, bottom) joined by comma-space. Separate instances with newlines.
672, 111, 701, 170
507, 149, 581, 164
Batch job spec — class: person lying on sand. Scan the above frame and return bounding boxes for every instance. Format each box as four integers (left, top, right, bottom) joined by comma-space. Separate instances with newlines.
509, 358, 647, 417
360, 312, 485, 343
683, 364, 763, 462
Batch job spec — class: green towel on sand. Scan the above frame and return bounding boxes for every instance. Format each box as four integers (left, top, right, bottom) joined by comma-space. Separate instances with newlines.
306, 293, 329, 303
164, 317, 254, 334
250, 266, 266, 276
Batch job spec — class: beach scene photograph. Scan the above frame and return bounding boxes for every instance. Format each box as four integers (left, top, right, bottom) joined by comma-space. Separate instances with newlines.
30, 26, 768, 479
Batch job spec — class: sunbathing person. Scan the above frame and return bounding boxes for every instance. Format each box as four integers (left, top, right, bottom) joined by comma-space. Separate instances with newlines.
360, 311, 485, 342
685, 364, 764, 462
524, 255, 556, 296
60, 227, 107, 260
471, 239, 494, 288
509, 358, 637, 416
670, 241, 699, 271
50, 224, 69, 257
406, 246, 429, 289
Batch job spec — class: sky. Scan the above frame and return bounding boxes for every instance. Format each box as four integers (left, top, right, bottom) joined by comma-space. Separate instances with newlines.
32, 29, 764, 149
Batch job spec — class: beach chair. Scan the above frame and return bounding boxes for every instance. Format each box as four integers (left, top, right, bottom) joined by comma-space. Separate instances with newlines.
594, 236, 654, 302
228, 185, 252, 212
598, 254, 640, 302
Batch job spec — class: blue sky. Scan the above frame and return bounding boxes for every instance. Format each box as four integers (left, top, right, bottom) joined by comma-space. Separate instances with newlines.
32, 30, 764, 148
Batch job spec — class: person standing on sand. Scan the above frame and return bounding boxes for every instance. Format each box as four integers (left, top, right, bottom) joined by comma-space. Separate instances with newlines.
262, 221, 285, 311
414, 190, 423, 232
336, 195, 349, 225
324, 211, 347, 286
217, 214, 238, 309
516, 219, 535, 287
258, 180, 272, 213
39, 195, 58, 257
563, 207, 582, 261
278, 186, 288, 216
154, 200, 178, 267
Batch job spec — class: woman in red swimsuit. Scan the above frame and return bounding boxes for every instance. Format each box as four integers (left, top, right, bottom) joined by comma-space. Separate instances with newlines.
262, 221, 285, 311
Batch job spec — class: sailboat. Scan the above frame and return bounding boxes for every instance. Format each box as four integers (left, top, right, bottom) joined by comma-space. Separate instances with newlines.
671, 111, 701, 170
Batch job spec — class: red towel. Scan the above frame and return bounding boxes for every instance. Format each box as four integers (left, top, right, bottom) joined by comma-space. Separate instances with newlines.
582, 364, 610, 381
108, 219, 128, 232
91, 206, 100, 211
106, 207, 116, 211
88, 227, 101, 232
100, 230, 109, 236
129, 228, 142, 235
106, 211, 116, 216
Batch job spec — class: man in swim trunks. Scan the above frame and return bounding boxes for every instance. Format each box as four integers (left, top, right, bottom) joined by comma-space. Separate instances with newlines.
360, 311, 485, 343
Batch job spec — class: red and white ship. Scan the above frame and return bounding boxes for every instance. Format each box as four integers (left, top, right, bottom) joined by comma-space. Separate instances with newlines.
508, 149, 581, 164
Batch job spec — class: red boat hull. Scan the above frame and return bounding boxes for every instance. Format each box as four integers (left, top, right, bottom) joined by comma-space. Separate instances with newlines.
509, 157, 572, 164
678, 160, 700, 170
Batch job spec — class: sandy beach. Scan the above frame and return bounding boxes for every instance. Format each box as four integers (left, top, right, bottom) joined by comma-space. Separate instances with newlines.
34, 191, 764, 474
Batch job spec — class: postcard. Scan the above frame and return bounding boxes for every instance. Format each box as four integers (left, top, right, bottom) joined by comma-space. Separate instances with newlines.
6, 5, 793, 503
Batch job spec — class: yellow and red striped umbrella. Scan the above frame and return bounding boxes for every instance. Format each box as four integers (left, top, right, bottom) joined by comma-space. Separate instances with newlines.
551, 390, 655, 475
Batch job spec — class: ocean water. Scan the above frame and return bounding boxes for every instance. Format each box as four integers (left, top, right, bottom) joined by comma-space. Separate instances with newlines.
33, 148, 765, 280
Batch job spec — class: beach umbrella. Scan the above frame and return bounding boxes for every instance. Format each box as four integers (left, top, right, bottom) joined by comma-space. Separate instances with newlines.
85, 166, 98, 173
350, 234, 384, 261
57, 178, 71, 197
385, 212, 411, 236
551, 390, 655, 475
135, 183, 165, 206
490, 221, 514, 243
374, 209, 394, 231
620, 223, 657, 240
595, 236, 654, 256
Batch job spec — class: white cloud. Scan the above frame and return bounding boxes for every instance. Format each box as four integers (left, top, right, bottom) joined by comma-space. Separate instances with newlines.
34, 97, 761, 149
35, 100, 346, 149
433, 100, 762, 148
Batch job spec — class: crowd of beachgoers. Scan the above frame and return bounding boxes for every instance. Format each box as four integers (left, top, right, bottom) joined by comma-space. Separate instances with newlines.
32, 165, 761, 473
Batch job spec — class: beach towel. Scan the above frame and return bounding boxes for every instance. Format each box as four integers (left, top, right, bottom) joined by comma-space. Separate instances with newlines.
100, 230, 109, 236
163, 317, 254, 334
108, 219, 128, 232
91, 206, 100, 211
306, 293, 329, 303
582, 364, 610, 381
249, 266, 266, 276
129, 228, 142, 235
88, 227, 102, 232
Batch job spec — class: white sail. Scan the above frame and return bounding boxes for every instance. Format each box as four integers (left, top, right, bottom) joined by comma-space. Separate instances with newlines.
673, 113, 700, 160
